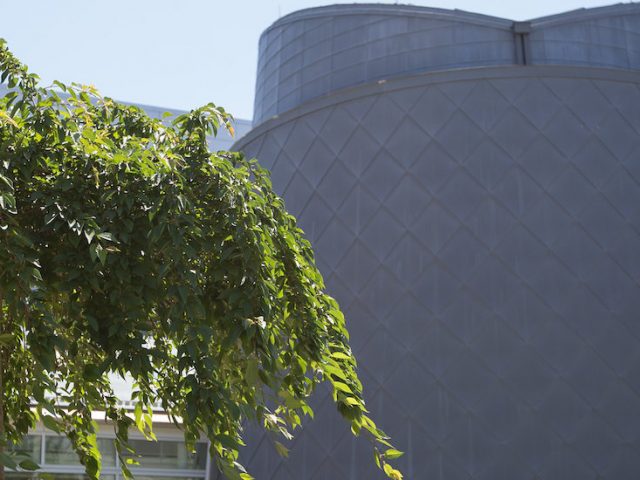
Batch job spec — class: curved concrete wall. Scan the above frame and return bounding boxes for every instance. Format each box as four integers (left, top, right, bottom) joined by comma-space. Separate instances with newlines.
253, 3, 640, 124
237, 65, 640, 479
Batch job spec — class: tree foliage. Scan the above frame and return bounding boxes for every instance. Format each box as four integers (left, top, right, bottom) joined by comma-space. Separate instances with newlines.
0, 40, 402, 479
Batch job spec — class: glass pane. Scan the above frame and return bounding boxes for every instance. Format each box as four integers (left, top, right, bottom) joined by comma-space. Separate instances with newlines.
44, 436, 78, 465
97, 438, 116, 467
122, 440, 207, 470
44, 436, 116, 467
9, 435, 41, 461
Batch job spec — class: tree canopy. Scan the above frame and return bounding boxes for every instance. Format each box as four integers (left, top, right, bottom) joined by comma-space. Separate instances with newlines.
0, 40, 402, 479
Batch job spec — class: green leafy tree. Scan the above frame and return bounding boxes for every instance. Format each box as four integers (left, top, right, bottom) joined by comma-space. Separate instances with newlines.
0, 41, 402, 480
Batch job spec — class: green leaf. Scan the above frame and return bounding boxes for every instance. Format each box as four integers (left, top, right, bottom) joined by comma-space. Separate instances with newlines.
31, 267, 42, 281
134, 402, 143, 429
41, 415, 61, 433
84, 229, 95, 244
332, 381, 353, 394
343, 396, 360, 407
384, 448, 404, 460
330, 351, 351, 361
383, 463, 403, 479
97, 232, 116, 242
0, 333, 14, 346
89, 243, 99, 262
374, 448, 383, 469
19, 459, 40, 470
89, 243, 107, 265
215, 434, 239, 451
245, 357, 259, 387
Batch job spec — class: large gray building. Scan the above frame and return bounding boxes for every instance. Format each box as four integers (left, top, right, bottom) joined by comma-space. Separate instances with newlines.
234, 3, 640, 479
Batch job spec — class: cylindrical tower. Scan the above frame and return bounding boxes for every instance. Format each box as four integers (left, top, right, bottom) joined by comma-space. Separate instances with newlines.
236, 4, 640, 479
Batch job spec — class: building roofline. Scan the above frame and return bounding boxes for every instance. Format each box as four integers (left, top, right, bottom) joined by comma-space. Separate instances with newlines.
262, 3, 514, 39
261, 2, 640, 41
236, 64, 640, 149
530, 3, 640, 27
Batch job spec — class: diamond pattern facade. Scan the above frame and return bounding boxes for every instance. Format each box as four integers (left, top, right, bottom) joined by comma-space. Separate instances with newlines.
235, 65, 640, 479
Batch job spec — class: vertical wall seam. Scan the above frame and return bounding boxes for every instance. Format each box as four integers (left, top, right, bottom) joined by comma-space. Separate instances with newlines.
513, 21, 532, 65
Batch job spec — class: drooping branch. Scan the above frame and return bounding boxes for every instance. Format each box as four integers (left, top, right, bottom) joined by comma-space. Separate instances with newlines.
0, 38, 403, 480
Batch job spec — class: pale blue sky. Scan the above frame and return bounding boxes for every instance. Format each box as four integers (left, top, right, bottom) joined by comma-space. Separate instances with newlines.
2, 0, 617, 120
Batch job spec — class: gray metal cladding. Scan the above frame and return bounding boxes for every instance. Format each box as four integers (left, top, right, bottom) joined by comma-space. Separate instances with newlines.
253, 3, 640, 124
235, 64, 640, 479
235, 3, 640, 479
254, 5, 516, 124
530, 4, 640, 70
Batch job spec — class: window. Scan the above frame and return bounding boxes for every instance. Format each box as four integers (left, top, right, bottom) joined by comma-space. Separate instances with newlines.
7, 434, 208, 480
121, 440, 207, 470
8, 436, 40, 461
44, 437, 116, 467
